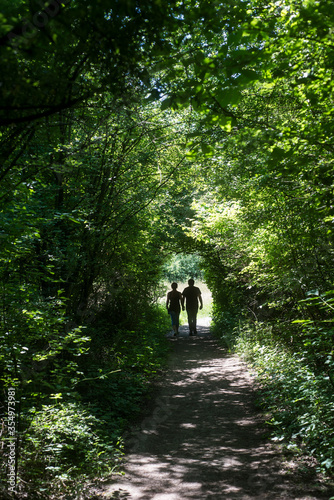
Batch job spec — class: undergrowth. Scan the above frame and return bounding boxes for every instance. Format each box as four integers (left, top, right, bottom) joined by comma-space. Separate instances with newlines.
1, 304, 171, 499
234, 321, 334, 475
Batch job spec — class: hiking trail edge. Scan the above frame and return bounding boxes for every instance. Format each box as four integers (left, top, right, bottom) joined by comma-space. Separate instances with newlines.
101, 320, 333, 500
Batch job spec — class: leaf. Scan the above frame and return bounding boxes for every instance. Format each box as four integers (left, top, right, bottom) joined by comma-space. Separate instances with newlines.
201, 143, 214, 156
216, 88, 241, 107
161, 97, 173, 111
219, 115, 232, 132
292, 319, 313, 324
235, 69, 259, 86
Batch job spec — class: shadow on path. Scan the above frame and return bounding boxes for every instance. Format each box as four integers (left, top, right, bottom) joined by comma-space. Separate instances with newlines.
103, 324, 331, 500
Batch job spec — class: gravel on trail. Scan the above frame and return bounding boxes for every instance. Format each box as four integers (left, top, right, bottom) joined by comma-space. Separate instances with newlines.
102, 320, 333, 500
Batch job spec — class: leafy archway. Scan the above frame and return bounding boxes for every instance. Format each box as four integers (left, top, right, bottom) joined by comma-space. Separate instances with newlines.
1, 0, 334, 496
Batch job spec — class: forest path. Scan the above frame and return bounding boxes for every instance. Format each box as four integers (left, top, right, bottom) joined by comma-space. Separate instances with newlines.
102, 322, 331, 500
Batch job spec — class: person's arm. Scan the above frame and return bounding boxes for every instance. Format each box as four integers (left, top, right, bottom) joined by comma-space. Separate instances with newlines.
166, 292, 170, 310
199, 292, 203, 310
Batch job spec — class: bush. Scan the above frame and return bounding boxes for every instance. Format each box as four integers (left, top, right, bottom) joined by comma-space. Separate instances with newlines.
235, 321, 334, 473
211, 310, 241, 349
21, 402, 123, 498
1, 304, 171, 499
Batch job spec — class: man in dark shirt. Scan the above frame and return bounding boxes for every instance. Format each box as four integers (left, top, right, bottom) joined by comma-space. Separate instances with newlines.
182, 279, 203, 336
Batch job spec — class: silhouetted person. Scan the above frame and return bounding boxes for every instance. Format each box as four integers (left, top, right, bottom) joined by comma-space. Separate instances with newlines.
166, 282, 182, 336
182, 279, 203, 335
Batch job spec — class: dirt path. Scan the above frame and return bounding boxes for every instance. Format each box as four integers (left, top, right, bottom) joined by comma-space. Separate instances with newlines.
102, 322, 332, 500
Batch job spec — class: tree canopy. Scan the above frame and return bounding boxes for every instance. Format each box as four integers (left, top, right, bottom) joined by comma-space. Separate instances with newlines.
1, 0, 334, 496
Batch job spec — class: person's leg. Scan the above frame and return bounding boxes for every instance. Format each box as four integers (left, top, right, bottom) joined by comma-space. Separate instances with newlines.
188, 308, 199, 335
170, 311, 177, 336
187, 309, 192, 334
193, 311, 198, 334
175, 312, 180, 335
187, 309, 196, 335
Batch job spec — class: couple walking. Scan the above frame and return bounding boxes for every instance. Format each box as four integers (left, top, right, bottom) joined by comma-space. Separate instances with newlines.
166, 279, 203, 336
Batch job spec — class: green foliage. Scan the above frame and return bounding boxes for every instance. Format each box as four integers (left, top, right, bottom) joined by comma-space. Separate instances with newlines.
210, 311, 242, 350
1, 85, 178, 497
2, 0, 334, 495
23, 402, 122, 497
235, 321, 334, 473
163, 253, 204, 282
0, 0, 178, 127
1, 302, 170, 498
